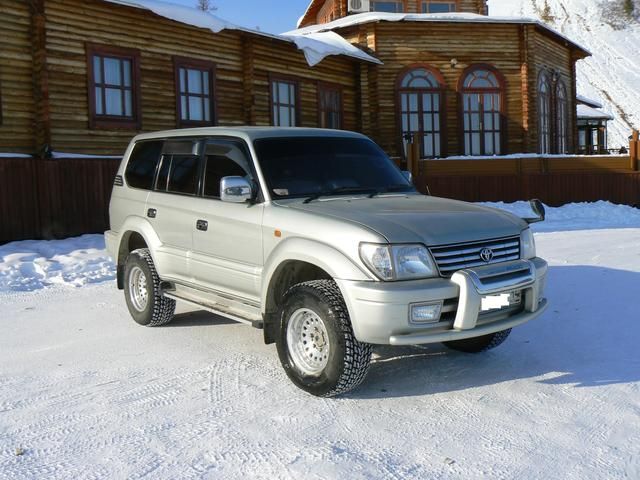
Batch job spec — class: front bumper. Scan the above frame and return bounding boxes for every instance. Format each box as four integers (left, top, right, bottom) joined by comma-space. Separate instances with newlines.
337, 257, 548, 345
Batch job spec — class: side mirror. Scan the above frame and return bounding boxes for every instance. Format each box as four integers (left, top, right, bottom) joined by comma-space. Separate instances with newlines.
524, 199, 546, 224
402, 170, 413, 183
220, 176, 252, 203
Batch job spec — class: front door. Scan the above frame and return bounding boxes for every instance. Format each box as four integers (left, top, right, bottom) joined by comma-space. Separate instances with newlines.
190, 138, 264, 303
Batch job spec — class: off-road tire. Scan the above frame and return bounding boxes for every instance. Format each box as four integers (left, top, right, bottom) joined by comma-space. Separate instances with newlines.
276, 279, 373, 397
124, 248, 176, 327
443, 329, 512, 353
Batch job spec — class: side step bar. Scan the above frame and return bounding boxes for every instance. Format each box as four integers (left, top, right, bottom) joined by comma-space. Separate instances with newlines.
163, 291, 264, 329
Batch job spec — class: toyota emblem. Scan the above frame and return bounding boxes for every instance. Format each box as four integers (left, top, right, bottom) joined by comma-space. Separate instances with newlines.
480, 248, 494, 263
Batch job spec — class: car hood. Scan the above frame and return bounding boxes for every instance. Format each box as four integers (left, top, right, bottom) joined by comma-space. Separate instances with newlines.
279, 194, 527, 246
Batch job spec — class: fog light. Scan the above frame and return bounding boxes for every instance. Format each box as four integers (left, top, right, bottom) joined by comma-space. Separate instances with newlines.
410, 302, 442, 324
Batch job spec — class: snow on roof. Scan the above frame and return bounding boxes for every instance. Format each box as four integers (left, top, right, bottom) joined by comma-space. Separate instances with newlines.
577, 94, 604, 109
282, 31, 381, 66
285, 12, 591, 55
577, 104, 613, 120
103, 0, 379, 66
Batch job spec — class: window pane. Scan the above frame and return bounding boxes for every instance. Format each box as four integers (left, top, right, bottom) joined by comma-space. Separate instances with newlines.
189, 96, 203, 121
123, 60, 132, 87
424, 135, 433, 157
471, 112, 480, 130
371, 1, 402, 12
279, 106, 290, 126
425, 3, 456, 13
290, 106, 297, 127
434, 134, 441, 156
204, 100, 211, 122
203, 71, 210, 95
95, 87, 103, 115
168, 155, 201, 195
423, 94, 432, 111
472, 133, 481, 155
279, 82, 290, 104
125, 141, 164, 190
93, 56, 102, 83
424, 114, 432, 132
188, 69, 202, 94
124, 90, 132, 117
179, 68, 186, 93
485, 133, 494, 155
181, 95, 187, 120
409, 94, 418, 111
104, 58, 122, 86
410, 113, 419, 132
484, 112, 493, 130
494, 133, 501, 154
401, 94, 408, 111
105, 88, 123, 116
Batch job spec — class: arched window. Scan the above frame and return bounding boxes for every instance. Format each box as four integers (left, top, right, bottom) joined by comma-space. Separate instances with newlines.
398, 66, 445, 158
538, 71, 552, 154
556, 80, 569, 154
460, 66, 504, 156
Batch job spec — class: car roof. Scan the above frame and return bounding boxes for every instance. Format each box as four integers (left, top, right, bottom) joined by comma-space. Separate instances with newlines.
131, 127, 368, 143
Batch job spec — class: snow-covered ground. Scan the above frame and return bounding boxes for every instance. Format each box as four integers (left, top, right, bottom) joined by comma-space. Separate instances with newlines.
1, 202, 639, 479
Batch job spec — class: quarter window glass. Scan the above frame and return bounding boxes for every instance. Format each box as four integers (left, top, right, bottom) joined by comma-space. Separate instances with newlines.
203, 141, 252, 198
125, 141, 163, 190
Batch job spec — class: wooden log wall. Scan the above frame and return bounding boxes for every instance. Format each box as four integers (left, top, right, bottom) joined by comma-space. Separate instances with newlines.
528, 27, 576, 153
365, 21, 526, 158
41, 0, 360, 156
0, 0, 36, 153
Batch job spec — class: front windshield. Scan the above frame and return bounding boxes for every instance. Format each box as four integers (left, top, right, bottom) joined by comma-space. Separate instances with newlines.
253, 136, 415, 200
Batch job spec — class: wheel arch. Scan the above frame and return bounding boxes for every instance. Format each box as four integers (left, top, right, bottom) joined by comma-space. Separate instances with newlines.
115, 217, 162, 289
261, 238, 371, 344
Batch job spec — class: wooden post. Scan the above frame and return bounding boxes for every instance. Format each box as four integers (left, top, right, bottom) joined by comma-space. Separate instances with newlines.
630, 130, 639, 171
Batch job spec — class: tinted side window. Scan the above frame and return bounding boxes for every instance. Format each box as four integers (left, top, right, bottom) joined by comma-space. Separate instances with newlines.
125, 141, 163, 189
203, 141, 252, 198
168, 155, 201, 195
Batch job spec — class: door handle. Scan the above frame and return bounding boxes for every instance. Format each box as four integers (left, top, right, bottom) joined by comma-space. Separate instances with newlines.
147, 208, 157, 219
196, 219, 208, 232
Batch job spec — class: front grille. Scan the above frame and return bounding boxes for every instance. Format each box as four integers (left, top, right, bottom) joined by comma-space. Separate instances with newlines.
430, 236, 521, 277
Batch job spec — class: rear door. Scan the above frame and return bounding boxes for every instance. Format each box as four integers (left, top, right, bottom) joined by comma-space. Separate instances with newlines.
190, 138, 264, 302
145, 138, 203, 283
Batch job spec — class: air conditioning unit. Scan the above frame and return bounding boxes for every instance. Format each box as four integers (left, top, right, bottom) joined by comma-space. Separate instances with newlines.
348, 0, 370, 14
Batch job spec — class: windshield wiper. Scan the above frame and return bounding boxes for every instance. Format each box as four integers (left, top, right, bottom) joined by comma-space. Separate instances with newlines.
303, 187, 380, 204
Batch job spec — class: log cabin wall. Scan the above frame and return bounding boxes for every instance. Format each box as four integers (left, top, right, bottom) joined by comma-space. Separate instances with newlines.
529, 27, 577, 154
349, 21, 526, 158
41, 0, 360, 156
0, 0, 36, 153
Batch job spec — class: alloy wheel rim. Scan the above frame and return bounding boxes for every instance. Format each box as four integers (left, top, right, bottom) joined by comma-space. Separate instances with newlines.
286, 308, 331, 377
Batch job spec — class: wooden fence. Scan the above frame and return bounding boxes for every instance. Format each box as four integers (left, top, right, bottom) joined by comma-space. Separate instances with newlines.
0, 156, 121, 244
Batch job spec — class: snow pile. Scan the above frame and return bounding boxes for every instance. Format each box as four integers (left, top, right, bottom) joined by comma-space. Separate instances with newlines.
282, 31, 381, 66
484, 200, 640, 232
105, 0, 233, 33
0, 235, 115, 292
488, 0, 640, 148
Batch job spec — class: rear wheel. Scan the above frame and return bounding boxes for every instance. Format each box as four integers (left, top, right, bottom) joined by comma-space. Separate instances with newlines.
443, 329, 512, 353
276, 280, 372, 397
124, 248, 175, 327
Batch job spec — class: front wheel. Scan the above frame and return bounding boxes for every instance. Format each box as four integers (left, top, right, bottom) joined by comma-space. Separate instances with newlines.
276, 280, 372, 397
443, 329, 512, 353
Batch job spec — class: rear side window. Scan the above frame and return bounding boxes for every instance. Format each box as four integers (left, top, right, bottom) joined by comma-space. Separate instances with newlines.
155, 139, 202, 196
125, 141, 163, 189
203, 140, 252, 198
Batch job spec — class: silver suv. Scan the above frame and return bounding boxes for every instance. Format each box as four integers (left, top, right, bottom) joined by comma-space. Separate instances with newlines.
106, 127, 548, 397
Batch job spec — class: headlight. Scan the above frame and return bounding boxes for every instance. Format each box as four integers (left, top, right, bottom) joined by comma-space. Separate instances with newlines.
359, 243, 438, 281
520, 228, 536, 259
